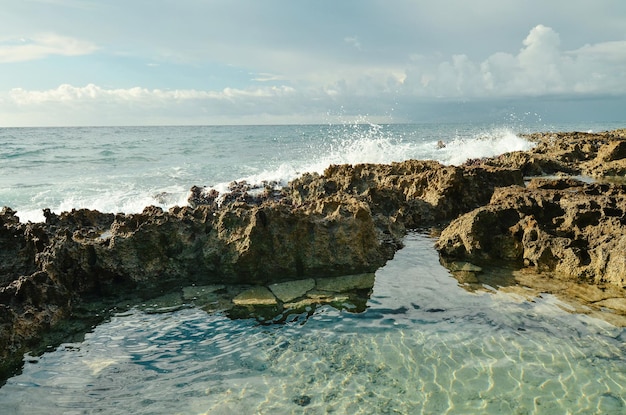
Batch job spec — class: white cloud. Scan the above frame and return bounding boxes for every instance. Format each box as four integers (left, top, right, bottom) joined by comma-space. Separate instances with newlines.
571, 41, 626, 62
2, 83, 305, 126
401, 25, 626, 99
1, 23, 624, 127
0, 33, 97, 63
8, 83, 297, 106
249, 24, 625, 104
250, 72, 287, 82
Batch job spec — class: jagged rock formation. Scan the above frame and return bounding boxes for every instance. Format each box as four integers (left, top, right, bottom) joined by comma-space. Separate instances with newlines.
2, 129, 626, 382
288, 160, 523, 228
436, 178, 626, 288
0, 159, 522, 380
481, 129, 626, 177
436, 129, 626, 313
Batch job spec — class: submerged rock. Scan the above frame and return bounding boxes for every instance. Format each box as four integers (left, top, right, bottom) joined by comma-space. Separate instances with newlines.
269, 279, 316, 303
315, 273, 376, 292
224, 273, 376, 323
182, 285, 226, 301
233, 287, 278, 306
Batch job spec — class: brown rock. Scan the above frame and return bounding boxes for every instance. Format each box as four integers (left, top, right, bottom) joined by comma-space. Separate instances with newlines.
4, 129, 626, 383
436, 178, 626, 288
598, 140, 626, 162
479, 129, 626, 178
269, 279, 315, 302
289, 159, 523, 228
315, 273, 376, 292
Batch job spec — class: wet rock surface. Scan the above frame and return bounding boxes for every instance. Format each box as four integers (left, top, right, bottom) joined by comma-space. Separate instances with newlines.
2, 129, 626, 382
0, 159, 520, 380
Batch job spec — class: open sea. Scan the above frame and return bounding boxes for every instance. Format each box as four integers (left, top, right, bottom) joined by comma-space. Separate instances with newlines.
1, 121, 625, 414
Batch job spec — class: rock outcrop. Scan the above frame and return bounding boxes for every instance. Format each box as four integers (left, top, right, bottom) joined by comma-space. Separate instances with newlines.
0, 198, 386, 378
288, 160, 523, 229
437, 129, 626, 303
3, 129, 626, 382
436, 178, 626, 288
481, 128, 626, 177
0, 159, 523, 380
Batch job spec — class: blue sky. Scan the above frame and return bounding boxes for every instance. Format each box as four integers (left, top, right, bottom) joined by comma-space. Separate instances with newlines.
1, 0, 625, 126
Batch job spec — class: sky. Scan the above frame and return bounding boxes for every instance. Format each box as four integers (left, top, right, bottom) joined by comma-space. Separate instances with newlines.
1, 0, 625, 127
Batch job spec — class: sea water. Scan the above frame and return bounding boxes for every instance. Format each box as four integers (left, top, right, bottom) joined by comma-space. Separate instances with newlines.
1, 122, 551, 223
1, 122, 625, 414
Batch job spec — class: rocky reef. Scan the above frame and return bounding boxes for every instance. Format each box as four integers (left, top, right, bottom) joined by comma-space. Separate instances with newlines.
438, 129, 626, 286
2, 128, 626, 382
437, 178, 626, 288
435, 129, 626, 323
481, 129, 626, 177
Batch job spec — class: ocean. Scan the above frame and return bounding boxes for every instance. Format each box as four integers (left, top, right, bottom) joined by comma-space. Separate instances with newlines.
1, 122, 625, 414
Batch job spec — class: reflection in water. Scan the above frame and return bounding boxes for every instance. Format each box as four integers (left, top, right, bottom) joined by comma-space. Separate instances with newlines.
441, 256, 626, 328
0, 233, 624, 414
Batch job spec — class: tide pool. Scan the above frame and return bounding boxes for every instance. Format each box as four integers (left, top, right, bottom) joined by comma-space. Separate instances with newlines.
1, 233, 623, 414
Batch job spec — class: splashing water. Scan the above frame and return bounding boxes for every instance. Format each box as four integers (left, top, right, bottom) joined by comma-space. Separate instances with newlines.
2, 122, 625, 414
435, 127, 536, 165
2, 122, 608, 223
201, 123, 534, 202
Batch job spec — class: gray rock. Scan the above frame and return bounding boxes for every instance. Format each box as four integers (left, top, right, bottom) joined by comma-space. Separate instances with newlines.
182, 285, 226, 301
315, 273, 375, 292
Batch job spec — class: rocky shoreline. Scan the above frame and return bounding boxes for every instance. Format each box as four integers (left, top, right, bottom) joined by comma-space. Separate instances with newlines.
2, 128, 626, 382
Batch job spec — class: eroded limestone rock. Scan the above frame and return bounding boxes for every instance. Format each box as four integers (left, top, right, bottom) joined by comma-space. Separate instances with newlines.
182, 285, 226, 301
0, 197, 389, 379
436, 178, 626, 288
480, 129, 626, 178
269, 279, 316, 303
233, 287, 278, 306
288, 160, 523, 228
315, 273, 376, 292
3, 130, 626, 383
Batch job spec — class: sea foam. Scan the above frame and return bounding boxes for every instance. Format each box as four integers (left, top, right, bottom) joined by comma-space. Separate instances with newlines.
435, 127, 535, 165
201, 124, 535, 202
6, 124, 535, 223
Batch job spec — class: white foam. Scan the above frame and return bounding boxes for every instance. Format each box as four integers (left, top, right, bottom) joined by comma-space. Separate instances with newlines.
434, 127, 535, 166
317, 123, 417, 167
12, 124, 536, 222
198, 125, 535, 203
200, 123, 417, 199
14, 209, 47, 224
16, 184, 189, 223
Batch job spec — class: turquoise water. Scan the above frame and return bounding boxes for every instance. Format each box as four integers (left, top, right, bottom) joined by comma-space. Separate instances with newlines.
1, 233, 624, 414
1, 122, 625, 413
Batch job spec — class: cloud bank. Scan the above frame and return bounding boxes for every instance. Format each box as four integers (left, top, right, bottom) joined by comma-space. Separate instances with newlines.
400, 25, 626, 99
1, 24, 625, 126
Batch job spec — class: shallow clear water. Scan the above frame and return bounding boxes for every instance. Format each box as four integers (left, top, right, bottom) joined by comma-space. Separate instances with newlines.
1, 233, 624, 414
2, 122, 625, 414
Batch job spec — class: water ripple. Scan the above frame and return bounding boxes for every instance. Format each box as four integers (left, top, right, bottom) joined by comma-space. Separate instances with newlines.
1, 234, 624, 414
